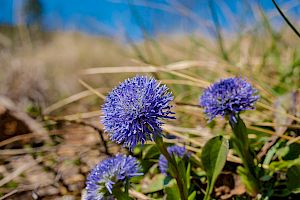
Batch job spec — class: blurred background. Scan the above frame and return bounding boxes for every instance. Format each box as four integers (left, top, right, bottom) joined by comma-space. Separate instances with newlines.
1, 0, 299, 109
0, 0, 299, 199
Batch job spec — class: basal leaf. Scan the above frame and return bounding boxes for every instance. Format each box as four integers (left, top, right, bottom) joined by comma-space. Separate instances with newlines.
201, 135, 229, 200
164, 178, 180, 200
141, 174, 165, 193
287, 165, 300, 193
188, 191, 196, 200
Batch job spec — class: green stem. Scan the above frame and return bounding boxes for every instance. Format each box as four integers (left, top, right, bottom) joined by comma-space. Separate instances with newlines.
229, 114, 260, 196
155, 136, 188, 200
124, 177, 129, 194
203, 180, 212, 200
112, 185, 132, 200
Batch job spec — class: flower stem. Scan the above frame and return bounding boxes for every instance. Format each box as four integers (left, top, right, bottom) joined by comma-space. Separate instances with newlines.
229, 114, 260, 196
203, 180, 212, 200
112, 185, 132, 200
154, 136, 188, 200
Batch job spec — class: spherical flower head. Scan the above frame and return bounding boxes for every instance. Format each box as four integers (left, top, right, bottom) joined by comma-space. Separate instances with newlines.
85, 154, 142, 200
200, 77, 259, 121
159, 145, 190, 175
102, 75, 175, 149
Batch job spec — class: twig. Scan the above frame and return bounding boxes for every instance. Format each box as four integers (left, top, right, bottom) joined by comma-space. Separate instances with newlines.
0, 183, 53, 200
50, 118, 111, 156
248, 125, 300, 144
175, 101, 201, 108
257, 136, 279, 160
0, 146, 55, 156
43, 88, 108, 114
0, 128, 105, 148
163, 127, 204, 147
271, 0, 300, 38
0, 158, 42, 187
0, 133, 39, 147
129, 189, 152, 200
73, 120, 111, 156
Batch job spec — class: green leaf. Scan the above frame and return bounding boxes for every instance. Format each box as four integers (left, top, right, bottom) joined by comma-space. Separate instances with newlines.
269, 156, 300, 171
287, 165, 300, 193
142, 144, 160, 159
114, 193, 132, 200
201, 135, 229, 200
164, 178, 180, 200
263, 141, 281, 165
190, 154, 202, 167
188, 191, 196, 200
276, 146, 290, 159
141, 174, 165, 193
237, 166, 259, 196
176, 157, 187, 185
283, 143, 300, 160
186, 162, 191, 190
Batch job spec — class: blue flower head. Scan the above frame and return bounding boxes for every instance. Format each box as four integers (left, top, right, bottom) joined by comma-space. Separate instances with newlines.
200, 77, 259, 121
159, 145, 190, 175
102, 75, 175, 149
85, 154, 142, 200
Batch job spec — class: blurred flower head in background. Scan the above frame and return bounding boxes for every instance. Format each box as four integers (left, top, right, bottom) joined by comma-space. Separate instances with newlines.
159, 145, 190, 175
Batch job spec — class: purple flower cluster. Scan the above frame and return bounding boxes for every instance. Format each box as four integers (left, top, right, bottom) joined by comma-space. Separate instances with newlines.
85, 154, 142, 200
200, 77, 259, 121
102, 76, 175, 149
159, 145, 190, 175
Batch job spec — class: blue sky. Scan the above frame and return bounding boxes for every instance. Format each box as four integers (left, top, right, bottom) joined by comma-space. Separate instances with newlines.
0, 0, 299, 40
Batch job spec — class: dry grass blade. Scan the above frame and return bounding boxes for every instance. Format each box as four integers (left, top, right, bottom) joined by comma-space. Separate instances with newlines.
0, 158, 42, 187
175, 106, 203, 118
161, 79, 206, 88
287, 136, 300, 145
82, 60, 200, 75
249, 122, 300, 129
165, 60, 209, 70
47, 110, 102, 121
163, 127, 204, 147
0, 146, 55, 156
0, 130, 80, 148
78, 79, 106, 100
44, 90, 94, 114
163, 70, 210, 87
129, 189, 153, 200
146, 140, 242, 164
248, 125, 300, 144
83, 65, 158, 74
257, 102, 300, 122
164, 139, 201, 153
163, 124, 210, 137
0, 183, 53, 200
81, 60, 211, 88
0, 133, 39, 147
146, 140, 201, 153
252, 82, 275, 102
